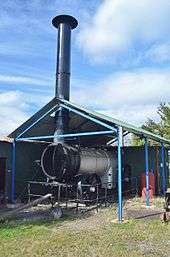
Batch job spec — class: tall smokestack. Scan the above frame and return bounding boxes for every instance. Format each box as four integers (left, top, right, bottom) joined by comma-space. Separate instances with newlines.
52, 15, 78, 142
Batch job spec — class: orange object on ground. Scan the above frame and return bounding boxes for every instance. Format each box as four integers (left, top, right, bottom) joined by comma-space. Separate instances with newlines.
140, 172, 155, 198
142, 187, 154, 199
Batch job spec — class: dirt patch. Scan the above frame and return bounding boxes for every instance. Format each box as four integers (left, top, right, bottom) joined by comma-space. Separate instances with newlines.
125, 207, 164, 220
122, 197, 165, 220
0, 197, 166, 225
58, 208, 110, 232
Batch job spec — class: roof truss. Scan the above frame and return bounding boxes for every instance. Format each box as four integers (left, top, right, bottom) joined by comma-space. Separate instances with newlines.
8, 97, 170, 145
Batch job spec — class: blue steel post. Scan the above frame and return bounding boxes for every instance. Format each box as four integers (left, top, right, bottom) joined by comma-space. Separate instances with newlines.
144, 137, 150, 207
11, 140, 16, 203
161, 143, 166, 194
117, 126, 123, 223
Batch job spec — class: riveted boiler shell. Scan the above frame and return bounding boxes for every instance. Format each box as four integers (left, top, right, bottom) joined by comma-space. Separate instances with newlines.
78, 149, 110, 175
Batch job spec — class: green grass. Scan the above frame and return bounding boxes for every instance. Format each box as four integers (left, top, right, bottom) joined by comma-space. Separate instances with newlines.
0, 200, 169, 257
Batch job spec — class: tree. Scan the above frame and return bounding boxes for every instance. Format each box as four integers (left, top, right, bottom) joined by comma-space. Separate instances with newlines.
132, 103, 170, 145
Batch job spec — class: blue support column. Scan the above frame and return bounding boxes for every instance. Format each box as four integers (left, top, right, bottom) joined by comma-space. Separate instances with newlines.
161, 143, 166, 194
144, 138, 150, 207
11, 140, 16, 203
117, 126, 123, 223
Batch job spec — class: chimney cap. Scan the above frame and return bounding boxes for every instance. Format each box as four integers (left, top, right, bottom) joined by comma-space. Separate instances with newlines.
52, 15, 78, 29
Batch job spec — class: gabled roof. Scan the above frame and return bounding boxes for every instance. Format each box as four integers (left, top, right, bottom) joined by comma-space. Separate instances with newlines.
9, 98, 59, 139
9, 97, 170, 145
59, 99, 170, 145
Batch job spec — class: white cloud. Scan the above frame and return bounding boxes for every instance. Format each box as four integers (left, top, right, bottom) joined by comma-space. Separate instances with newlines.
0, 90, 51, 136
0, 91, 29, 135
0, 74, 50, 86
77, 0, 170, 63
99, 104, 159, 126
71, 68, 170, 125
1, 68, 169, 136
145, 43, 170, 63
0, 1, 169, 136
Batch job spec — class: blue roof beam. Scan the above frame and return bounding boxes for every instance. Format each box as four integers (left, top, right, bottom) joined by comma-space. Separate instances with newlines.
60, 103, 117, 132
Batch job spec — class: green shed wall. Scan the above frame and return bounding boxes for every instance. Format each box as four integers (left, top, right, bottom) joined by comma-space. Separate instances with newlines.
0, 142, 169, 202
122, 146, 169, 192
0, 141, 47, 202
0, 141, 12, 202
15, 141, 47, 201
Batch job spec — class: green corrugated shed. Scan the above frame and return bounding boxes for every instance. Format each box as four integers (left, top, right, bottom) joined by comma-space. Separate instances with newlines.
0, 140, 47, 201
1, 97, 169, 202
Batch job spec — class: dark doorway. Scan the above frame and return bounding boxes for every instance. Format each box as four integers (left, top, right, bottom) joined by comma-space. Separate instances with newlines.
0, 158, 6, 198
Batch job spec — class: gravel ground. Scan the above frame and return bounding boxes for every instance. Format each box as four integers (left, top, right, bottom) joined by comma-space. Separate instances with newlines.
0, 196, 166, 223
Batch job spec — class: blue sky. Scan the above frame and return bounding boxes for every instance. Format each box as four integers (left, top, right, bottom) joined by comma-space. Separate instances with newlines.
0, 0, 170, 136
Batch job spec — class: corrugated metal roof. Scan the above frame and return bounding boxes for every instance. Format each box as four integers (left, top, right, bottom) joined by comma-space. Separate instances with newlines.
60, 98, 170, 145
8, 97, 170, 145
9, 98, 59, 139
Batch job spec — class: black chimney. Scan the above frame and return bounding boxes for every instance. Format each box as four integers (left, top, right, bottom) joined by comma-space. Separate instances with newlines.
52, 15, 78, 142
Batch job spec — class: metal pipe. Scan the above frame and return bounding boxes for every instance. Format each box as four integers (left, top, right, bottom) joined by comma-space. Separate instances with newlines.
52, 15, 78, 99
144, 138, 150, 207
0, 194, 52, 222
16, 130, 113, 141
52, 15, 78, 143
117, 126, 123, 223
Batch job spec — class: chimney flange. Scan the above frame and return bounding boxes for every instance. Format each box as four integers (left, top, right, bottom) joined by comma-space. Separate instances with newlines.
52, 15, 78, 30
